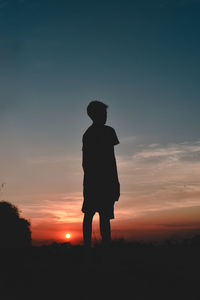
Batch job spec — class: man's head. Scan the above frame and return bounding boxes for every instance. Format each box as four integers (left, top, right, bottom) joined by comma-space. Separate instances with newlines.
87, 101, 108, 125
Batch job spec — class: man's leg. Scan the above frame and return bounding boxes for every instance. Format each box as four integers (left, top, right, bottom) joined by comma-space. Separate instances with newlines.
83, 212, 95, 247
99, 213, 111, 246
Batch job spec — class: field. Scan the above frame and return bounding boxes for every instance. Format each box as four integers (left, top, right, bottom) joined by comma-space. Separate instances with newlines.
1, 239, 200, 300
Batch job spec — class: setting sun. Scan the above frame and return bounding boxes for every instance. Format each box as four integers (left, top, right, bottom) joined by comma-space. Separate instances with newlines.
65, 233, 71, 239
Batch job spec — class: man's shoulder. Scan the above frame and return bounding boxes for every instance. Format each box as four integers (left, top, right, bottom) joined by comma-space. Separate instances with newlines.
105, 126, 119, 145
82, 126, 93, 140
104, 125, 117, 137
104, 125, 115, 132
83, 125, 116, 136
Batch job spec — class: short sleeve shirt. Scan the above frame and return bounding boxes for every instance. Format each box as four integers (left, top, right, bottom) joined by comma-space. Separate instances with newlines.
82, 125, 119, 178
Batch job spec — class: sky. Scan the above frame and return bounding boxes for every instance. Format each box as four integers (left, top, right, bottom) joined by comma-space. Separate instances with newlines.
0, 0, 200, 244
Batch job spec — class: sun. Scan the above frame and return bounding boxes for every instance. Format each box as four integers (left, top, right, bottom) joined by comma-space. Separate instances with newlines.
65, 233, 71, 239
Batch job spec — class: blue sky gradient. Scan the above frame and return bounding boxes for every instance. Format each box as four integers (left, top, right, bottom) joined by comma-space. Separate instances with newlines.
1, 0, 200, 242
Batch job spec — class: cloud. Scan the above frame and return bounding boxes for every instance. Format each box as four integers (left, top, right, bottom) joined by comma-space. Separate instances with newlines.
20, 191, 83, 224
132, 141, 200, 162
119, 135, 137, 145
117, 140, 200, 218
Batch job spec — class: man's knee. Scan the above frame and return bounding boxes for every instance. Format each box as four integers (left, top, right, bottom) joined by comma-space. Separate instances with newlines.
99, 213, 110, 224
84, 212, 95, 222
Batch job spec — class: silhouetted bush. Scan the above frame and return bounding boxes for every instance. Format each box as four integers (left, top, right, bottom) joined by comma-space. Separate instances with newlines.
0, 201, 31, 248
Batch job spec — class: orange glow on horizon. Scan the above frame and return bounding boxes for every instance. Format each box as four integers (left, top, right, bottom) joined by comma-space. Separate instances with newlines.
30, 205, 200, 246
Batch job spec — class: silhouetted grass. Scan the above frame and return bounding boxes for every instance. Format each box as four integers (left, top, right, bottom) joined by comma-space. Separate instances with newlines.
1, 237, 200, 299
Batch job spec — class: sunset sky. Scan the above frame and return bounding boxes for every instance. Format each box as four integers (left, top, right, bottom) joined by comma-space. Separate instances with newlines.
0, 0, 200, 244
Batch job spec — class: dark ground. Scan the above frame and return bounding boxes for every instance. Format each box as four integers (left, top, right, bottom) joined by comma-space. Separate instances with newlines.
1, 239, 200, 300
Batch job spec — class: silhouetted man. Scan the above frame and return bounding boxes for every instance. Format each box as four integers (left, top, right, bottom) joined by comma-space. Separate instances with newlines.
82, 101, 120, 247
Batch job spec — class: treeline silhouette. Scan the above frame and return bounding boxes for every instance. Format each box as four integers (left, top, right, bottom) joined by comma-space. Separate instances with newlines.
0, 201, 31, 248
